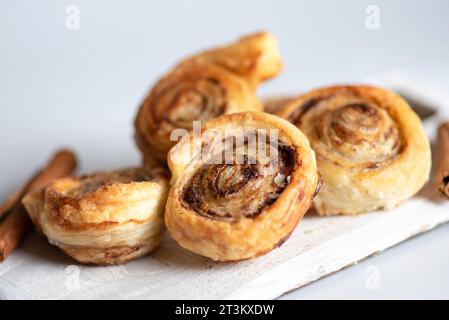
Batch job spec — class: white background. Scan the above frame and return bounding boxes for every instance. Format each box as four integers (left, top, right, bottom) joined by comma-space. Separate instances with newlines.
1, 0, 448, 299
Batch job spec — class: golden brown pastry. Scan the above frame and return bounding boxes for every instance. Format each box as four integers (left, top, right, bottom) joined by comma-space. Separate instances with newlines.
180, 31, 282, 87
165, 112, 320, 261
22, 166, 169, 265
276, 85, 432, 216
135, 32, 282, 164
263, 96, 296, 114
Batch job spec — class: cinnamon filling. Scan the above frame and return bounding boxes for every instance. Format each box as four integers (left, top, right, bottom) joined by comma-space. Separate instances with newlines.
296, 90, 402, 169
151, 77, 227, 133
182, 142, 297, 221
288, 97, 325, 125
330, 103, 381, 144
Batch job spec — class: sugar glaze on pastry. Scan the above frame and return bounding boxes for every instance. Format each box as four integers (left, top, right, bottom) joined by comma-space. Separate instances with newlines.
165, 112, 320, 261
23, 166, 169, 265
276, 85, 431, 215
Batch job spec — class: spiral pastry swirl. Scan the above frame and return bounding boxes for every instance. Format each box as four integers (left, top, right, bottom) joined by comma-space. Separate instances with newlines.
23, 166, 169, 265
276, 85, 431, 215
165, 112, 319, 261
135, 32, 282, 163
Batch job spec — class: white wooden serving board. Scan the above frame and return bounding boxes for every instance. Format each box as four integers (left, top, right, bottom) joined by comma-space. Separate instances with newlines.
0, 187, 448, 300
1, 74, 448, 300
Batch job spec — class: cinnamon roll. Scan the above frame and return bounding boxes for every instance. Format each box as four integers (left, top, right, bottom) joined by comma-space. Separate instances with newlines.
276, 85, 431, 215
22, 166, 169, 265
135, 32, 282, 163
165, 112, 319, 261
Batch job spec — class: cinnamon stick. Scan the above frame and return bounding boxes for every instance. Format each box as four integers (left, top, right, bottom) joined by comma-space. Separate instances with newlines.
0, 149, 77, 261
435, 122, 449, 199
0, 186, 25, 220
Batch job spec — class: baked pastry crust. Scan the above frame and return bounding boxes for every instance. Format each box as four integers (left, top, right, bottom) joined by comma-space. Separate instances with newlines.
165, 112, 319, 261
134, 32, 282, 163
276, 85, 431, 215
180, 31, 283, 87
23, 166, 169, 265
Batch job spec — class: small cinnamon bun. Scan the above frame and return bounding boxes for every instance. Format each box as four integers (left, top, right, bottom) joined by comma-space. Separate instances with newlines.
23, 166, 169, 265
276, 85, 431, 215
165, 112, 319, 261
135, 32, 282, 163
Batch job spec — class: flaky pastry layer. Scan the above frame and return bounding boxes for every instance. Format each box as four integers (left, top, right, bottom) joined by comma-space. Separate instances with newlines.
166, 112, 319, 261
276, 85, 431, 215
23, 166, 169, 265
